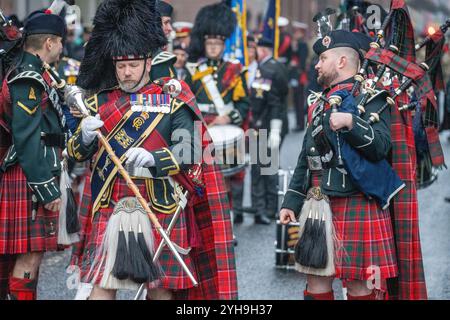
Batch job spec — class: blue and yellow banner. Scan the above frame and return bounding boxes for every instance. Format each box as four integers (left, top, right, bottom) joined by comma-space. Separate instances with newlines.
261, 0, 280, 59
224, 0, 248, 66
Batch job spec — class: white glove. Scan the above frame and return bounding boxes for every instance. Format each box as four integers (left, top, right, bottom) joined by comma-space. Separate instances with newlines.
268, 119, 283, 149
81, 114, 103, 146
126, 148, 155, 168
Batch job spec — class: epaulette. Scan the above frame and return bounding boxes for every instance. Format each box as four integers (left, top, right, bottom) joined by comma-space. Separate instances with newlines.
152, 51, 177, 66
7, 71, 47, 88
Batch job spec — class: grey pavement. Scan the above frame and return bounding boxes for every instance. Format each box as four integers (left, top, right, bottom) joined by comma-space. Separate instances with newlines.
37, 112, 450, 300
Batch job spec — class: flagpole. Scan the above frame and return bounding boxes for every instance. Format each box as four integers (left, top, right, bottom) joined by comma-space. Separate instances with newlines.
243, 0, 249, 67
274, 0, 280, 59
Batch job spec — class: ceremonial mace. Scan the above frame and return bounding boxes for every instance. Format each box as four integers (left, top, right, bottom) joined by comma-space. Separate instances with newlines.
42, 62, 199, 288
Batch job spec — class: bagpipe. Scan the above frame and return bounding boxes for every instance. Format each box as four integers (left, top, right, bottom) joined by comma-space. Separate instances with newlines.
340, 0, 447, 190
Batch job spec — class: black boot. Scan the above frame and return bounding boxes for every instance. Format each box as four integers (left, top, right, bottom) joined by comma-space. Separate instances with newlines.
255, 215, 271, 225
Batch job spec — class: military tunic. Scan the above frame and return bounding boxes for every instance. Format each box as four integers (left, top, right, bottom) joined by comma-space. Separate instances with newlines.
281, 79, 398, 281
0, 52, 66, 254
67, 79, 237, 297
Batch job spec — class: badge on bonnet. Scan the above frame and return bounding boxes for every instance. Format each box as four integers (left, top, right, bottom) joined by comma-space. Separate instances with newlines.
322, 36, 331, 48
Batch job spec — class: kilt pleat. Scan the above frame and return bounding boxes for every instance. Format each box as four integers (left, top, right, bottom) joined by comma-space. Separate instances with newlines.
0, 164, 59, 254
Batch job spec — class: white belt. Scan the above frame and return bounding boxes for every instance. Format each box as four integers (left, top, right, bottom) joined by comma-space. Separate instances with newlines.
197, 102, 234, 114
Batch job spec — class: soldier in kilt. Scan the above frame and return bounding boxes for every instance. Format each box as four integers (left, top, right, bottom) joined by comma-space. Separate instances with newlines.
280, 29, 427, 300
67, 0, 237, 300
0, 8, 67, 300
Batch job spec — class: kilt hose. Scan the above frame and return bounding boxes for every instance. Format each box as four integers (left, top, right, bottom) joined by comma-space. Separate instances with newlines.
0, 164, 59, 255
310, 173, 399, 284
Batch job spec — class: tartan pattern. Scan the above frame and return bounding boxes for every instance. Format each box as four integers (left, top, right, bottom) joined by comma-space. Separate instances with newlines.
310, 173, 398, 282
388, 0, 416, 63
175, 163, 237, 300
71, 83, 237, 299
366, 47, 445, 168
308, 80, 427, 299
0, 164, 59, 254
70, 173, 93, 267
388, 86, 428, 299
426, 29, 446, 92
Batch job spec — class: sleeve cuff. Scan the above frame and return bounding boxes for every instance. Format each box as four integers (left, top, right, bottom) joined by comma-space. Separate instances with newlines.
28, 177, 61, 204
281, 189, 306, 215
341, 114, 374, 149
67, 134, 98, 162
149, 147, 181, 177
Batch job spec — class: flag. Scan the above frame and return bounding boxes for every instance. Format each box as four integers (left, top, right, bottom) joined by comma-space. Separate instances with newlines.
261, 0, 280, 59
224, 0, 248, 66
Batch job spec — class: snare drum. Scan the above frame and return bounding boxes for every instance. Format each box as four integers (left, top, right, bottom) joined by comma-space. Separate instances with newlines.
275, 221, 300, 269
275, 169, 299, 269
208, 124, 247, 177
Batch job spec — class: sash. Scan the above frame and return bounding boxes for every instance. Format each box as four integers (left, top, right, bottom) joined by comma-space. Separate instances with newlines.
91, 95, 168, 212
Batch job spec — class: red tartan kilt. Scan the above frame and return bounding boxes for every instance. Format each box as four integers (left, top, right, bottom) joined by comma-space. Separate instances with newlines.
310, 173, 398, 281
79, 176, 198, 290
331, 194, 399, 281
0, 164, 59, 254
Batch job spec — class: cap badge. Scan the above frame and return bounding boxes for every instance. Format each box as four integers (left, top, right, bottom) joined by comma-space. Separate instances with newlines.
322, 36, 331, 48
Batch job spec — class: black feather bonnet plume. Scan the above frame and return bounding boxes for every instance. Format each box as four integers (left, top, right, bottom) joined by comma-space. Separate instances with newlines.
188, 1, 236, 62
77, 0, 167, 91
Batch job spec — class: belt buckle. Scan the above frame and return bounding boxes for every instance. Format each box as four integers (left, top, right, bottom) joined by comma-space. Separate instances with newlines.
114, 197, 144, 214
308, 187, 325, 201
307, 156, 323, 171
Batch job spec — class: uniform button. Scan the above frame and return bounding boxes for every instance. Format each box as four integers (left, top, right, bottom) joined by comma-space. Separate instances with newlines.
310, 147, 316, 153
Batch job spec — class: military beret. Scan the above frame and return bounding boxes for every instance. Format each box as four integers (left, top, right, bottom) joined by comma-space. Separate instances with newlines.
158, 1, 173, 18
257, 37, 274, 48
24, 10, 66, 38
313, 30, 371, 60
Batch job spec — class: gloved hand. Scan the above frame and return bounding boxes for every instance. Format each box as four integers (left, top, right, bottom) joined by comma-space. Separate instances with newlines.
268, 119, 282, 149
81, 114, 103, 145
126, 148, 155, 168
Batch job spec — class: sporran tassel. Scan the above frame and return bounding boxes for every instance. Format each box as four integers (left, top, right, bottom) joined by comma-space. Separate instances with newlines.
128, 224, 151, 284
111, 223, 131, 280
57, 159, 80, 245
87, 198, 159, 290
294, 188, 337, 276
137, 224, 161, 282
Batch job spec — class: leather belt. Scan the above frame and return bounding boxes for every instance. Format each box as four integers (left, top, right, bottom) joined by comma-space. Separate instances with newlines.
41, 133, 67, 148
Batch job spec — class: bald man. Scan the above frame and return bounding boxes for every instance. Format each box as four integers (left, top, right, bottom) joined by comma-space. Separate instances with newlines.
280, 30, 400, 300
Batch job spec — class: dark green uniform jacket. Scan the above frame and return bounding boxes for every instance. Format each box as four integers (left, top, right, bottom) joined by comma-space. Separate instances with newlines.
150, 49, 177, 80
281, 79, 392, 214
1, 52, 66, 204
